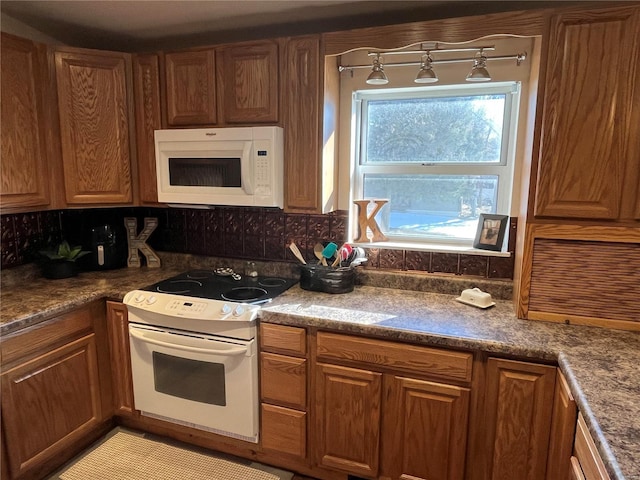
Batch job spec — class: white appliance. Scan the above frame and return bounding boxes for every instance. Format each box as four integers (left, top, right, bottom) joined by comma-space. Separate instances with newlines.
124, 289, 261, 443
155, 126, 284, 208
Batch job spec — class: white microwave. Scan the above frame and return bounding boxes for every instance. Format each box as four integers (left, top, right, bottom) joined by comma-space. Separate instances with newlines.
155, 126, 284, 208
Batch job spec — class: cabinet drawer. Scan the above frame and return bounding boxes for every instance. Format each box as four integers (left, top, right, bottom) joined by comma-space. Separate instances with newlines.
316, 331, 472, 383
260, 323, 306, 356
260, 352, 306, 409
261, 403, 306, 459
574, 414, 611, 480
1, 301, 100, 366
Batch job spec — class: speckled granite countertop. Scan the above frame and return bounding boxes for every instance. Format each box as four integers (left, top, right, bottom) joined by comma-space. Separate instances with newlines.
1, 262, 638, 479
262, 286, 640, 480
0, 266, 185, 335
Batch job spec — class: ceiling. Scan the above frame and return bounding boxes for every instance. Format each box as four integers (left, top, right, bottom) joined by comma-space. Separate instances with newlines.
0, 1, 570, 51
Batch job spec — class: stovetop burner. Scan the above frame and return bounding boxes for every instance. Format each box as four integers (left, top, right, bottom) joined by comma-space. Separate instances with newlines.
222, 286, 269, 302
156, 279, 204, 294
142, 269, 297, 304
258, 277, 287, 288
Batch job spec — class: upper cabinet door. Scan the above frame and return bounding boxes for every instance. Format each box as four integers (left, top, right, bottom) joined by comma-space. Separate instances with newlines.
133, 54, 162, 204
282, 36, 321, 212
165, 49, 217, 126
534, 6, 640, 220
218, 41, 278, 124
55, 49, 133, 204
1, 34, 51, 211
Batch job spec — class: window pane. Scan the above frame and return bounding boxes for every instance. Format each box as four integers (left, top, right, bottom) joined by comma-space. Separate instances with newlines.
363, 174, 498, 240
365, 95, 505, 164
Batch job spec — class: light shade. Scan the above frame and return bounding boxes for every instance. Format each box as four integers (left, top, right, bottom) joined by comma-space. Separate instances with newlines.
415, 55, 438, 83
366, 69, 389, 85
366, 55, 389, 85
466, 55, 491, 82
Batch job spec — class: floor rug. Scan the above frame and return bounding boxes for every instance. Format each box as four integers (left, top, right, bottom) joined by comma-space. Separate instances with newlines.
58, 430, 283, 480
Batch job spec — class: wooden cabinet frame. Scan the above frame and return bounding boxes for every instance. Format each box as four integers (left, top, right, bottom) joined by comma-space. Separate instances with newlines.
133, 54, 162, 204
106, 301, 135, 416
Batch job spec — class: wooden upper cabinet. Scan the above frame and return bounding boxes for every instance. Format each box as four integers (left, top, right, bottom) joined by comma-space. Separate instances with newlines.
55, 49, 134, 204
165, 49, 217, 125
133, 54, 162, 204
282, 35, 321, 212
533, 5, 640, 220
1, 33, 51, 211
480, 358, 556, 480
218, 41, 279, 123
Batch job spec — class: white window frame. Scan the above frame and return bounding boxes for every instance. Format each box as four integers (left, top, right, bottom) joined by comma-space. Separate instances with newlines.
349, 81, 521, 251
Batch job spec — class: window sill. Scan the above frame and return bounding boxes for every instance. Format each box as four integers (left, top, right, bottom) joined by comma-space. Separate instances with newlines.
352, 241, 512, 257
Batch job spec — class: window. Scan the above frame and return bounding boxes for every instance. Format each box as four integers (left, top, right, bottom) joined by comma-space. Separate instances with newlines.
350, 82, 520, 249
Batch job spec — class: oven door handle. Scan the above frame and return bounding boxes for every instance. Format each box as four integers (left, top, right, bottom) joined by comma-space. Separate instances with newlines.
129, 328, 250, 356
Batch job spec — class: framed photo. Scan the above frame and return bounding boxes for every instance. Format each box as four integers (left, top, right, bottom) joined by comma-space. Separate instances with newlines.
473, 214, 509, 251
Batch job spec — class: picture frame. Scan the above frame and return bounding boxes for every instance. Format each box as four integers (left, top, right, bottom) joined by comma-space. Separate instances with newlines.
473, 214, 509, 251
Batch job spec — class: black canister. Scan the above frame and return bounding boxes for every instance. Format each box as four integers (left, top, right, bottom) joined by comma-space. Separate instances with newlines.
83, 224, 127, 270
299, 264, 355, 294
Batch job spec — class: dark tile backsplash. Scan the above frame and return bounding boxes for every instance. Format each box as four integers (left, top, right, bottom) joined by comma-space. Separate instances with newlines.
0, 207, 516, 279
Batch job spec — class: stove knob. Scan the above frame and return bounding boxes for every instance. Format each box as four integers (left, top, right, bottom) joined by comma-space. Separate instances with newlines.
135, 293, 146, 303
233, 305, 245, 317
221, 304, 232, 315
146, 295, 157, 305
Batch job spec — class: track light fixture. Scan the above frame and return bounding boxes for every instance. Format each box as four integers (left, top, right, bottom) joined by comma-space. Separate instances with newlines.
366, 54, 389, 85
466, 50, 491, 82
339, 44, 526, 85
414, 53, 438, 84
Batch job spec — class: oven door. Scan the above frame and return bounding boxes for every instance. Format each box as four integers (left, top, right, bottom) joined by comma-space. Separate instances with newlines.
128, 323, 258, 443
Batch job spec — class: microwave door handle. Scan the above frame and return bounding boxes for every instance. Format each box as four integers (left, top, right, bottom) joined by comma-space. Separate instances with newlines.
129, 328, 249, 356
240, 142, 254, 194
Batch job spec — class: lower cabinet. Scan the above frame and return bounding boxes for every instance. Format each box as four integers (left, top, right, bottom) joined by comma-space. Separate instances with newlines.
571, 413, 611, 480
106, 301, 135, 416
315, 363, 471, 480
261, 404, 307, 459
316, 363, 382, 477
383, 376, 470, 480
259, 324, 308, 464
0, 301, 112, 480
546, 370, 578, 480
314, 331, 473, 480
470, 357, 557, 480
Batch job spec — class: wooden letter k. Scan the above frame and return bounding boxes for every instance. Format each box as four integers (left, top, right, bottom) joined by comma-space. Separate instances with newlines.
353, 200, 388, 243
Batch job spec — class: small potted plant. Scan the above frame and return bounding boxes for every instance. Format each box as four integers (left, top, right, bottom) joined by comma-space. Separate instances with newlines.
38, 240, 89, 279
